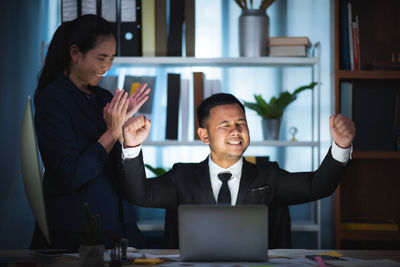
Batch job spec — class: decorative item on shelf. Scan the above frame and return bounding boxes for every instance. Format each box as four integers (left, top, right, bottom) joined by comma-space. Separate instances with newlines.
79, 203, 104, 267
235, 0, 275, 57
289, 126, 298, 142
243, 82, 317, 140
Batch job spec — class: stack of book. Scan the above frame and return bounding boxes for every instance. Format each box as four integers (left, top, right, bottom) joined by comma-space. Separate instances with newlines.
268, 37, 311, 57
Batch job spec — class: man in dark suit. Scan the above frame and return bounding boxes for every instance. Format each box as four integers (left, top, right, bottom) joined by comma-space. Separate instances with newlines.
120, 93, 355, 248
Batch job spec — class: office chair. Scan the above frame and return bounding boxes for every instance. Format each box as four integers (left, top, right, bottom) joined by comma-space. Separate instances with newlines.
20, 97, 51, 248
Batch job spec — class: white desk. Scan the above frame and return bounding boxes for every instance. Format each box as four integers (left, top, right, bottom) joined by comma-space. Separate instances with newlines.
1, 249, 400, 266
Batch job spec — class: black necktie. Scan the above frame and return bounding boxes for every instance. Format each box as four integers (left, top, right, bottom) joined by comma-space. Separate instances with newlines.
217, 172, 232, 205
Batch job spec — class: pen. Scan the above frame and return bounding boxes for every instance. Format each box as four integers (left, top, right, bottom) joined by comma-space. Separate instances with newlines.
314, 256, 327, 267
133, 258, 165, 265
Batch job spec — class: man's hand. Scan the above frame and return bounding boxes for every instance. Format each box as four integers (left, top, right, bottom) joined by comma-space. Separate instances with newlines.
329, 114, 356, 148
123, 115, 151, 148
127, 83, 151, 118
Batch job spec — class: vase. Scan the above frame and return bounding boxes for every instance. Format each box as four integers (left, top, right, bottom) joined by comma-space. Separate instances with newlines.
262, 118, 281, 140
79, 244, 105, 267
239, 9, 270, 57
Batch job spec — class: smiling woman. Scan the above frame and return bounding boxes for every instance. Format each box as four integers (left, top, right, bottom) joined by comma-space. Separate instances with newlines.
33, 14, 149, 249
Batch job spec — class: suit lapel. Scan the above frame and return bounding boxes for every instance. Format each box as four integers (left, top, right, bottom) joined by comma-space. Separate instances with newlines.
236, 159, 257, 205
194, 158, 216, 204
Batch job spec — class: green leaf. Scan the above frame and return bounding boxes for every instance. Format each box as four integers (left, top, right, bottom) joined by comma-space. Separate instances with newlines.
242, 82, 317, 119
145, 164, 168, 176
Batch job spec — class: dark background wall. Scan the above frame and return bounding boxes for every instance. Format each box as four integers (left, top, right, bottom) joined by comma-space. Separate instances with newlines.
0, 0, 53, 248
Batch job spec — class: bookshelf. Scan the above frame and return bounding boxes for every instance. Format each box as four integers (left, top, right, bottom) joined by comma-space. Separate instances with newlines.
113, 44, 324, 248
334, 0, 400, 249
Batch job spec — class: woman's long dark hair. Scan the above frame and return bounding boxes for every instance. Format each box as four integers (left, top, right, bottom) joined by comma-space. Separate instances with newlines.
34, 14, 115, 104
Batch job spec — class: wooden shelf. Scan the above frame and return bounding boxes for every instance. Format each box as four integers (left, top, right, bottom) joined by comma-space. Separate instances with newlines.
336, 70, 400, 79
334, 0, 400, 249
352, 151, 400, 159
339, 230, 400, 242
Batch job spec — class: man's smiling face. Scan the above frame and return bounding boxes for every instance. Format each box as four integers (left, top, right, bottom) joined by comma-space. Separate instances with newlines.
198, 103, 250, 168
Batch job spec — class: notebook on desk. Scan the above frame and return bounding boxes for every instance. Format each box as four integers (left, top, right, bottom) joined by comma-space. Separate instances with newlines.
178, 205, 269, 262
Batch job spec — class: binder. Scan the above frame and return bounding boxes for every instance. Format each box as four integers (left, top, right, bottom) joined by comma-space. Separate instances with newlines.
155, 0, 167, 56
120, 0, 142, 56
184, 0, 195, 57
81, 0, 98, 15
167, 0, 184, 56
62, 0, 78, 22
166, 74, 181, 140
141, 0, 156, 57
100, 0, 118, 40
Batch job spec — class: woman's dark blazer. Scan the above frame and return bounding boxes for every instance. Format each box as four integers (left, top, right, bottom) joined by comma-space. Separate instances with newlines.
34, 74, 142, 248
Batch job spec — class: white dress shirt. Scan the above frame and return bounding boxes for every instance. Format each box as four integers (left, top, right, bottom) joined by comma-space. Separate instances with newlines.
122, 141, 352, 205
208, 157, 242, 205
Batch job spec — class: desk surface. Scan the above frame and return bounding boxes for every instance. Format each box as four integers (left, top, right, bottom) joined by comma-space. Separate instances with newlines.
1, 249, 400, 266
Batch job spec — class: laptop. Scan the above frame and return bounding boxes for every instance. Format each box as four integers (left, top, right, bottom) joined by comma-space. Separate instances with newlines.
178, 205, 269, 262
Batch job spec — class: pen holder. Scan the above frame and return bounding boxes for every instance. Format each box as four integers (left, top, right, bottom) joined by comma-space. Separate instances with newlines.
239, 9, 269, 57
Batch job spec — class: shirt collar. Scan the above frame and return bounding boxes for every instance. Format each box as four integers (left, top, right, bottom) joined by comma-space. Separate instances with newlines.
208, 156, 243, 182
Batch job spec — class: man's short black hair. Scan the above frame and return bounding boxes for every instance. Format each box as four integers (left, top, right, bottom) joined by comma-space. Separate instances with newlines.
197, 93, 245, 128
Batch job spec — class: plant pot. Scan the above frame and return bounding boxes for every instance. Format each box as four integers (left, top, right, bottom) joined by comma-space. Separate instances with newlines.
262, 118, 281, 140
79, 244, 105, 267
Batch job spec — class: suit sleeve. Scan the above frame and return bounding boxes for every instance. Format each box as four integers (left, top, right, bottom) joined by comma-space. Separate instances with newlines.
35, 94, 108, 191
273, 148, 348, 205
122, 151, 178, 209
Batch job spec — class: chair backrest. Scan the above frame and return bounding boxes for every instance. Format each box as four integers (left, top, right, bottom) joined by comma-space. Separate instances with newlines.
20, 97, 50, 244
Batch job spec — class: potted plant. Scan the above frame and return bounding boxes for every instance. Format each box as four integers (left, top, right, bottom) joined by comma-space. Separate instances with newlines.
243, 82, 317, 140
79, 203, 104, 267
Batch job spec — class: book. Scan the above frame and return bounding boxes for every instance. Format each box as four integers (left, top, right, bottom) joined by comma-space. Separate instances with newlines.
355, 15, 361, 69
347, 2, 354, 70
184, 0, 195, 57
395, 91, 400, 151
193, 72, 205, 140
98, 75, 119, 94
155, 0, 167, 56
167, 0, 184, 56
179, 79, 190, 141
341, 222, 399, 231
166, 74, 181, 140
141, 0, 156, 57
352, 16, 360, 70
269, 46, 309, 57
340, 82, 353, 120
353, 82, 396, 150
203, 79, 221, 99
123, 75, 156, 118
339, 1, 350, 70
269, 36, 311, 46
